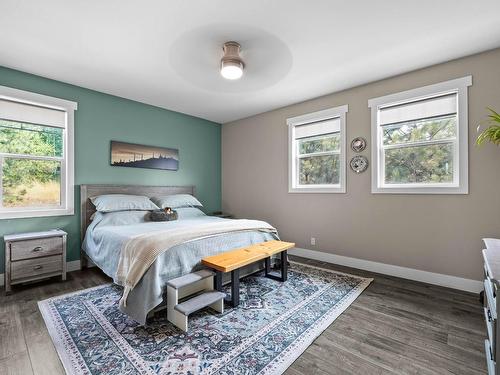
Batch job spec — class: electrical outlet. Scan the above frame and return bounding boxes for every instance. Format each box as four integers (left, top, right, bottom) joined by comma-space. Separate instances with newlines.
310, 237, 316, 246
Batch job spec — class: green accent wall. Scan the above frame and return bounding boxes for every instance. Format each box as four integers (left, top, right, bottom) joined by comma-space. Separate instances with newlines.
0, 66, 221, 273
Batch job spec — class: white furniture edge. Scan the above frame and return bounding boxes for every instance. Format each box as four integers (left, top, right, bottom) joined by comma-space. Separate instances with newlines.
368, 75, 472, 195
4, 229, 68, 241
289, 247, 482, 293
0, 259, 81, 286
287, 104, 348, 194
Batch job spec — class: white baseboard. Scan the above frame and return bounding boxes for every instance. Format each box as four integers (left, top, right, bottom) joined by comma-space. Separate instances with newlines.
289, 247, 482, 293
0, 259, 82, 287
1, 251, 483, 294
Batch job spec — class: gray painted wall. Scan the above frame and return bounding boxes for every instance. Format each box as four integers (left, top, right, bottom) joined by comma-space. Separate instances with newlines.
222, 48, 500, 281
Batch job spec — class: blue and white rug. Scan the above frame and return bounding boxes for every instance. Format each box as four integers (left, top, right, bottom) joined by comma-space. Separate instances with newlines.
39, 262, 372, 375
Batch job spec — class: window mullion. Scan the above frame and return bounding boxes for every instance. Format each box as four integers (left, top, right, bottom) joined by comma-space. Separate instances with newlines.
298, 150, 339, 158
382, 137, 456, 150
0, 152, 63, 162
295, 132, 339, 143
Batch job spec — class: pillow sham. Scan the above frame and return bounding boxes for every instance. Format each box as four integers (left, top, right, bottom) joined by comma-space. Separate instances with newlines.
150, 194, 203, 209
90, 194, 159, 212
175, 207, 206, 219
93, 210, 150, 226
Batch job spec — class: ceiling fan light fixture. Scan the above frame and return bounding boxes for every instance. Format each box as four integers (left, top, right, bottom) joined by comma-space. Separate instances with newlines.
221, 41, 244, 80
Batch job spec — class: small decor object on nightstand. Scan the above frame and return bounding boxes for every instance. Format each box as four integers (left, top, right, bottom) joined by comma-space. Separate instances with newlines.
350, 155, 369, 174
4, 230, 67, 294
350, 137, 367, 152
210, 211, 234, 219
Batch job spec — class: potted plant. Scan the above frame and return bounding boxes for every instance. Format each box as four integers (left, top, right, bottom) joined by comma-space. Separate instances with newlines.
477, 108, 500, 146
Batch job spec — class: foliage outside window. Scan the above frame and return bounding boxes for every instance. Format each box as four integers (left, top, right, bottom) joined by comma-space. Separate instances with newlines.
298, 133, 340, 185
382, 115, 456, 184
1, 120, 63, 208
288, 105, 347, 193
0, 86, 76, 219
369, 76, 471, 194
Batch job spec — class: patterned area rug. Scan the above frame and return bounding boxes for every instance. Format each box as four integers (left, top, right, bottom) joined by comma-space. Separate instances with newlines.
39, 262, 372, 375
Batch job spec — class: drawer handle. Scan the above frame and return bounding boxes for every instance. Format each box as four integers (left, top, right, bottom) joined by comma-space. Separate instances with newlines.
33, 265, 43, 270
32, 247, 43, 252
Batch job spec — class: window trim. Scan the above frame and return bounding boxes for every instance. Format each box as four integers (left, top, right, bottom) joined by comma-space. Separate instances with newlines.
368, 76, 471, 194
287, 105, 348, 193
0, 85, 77, 219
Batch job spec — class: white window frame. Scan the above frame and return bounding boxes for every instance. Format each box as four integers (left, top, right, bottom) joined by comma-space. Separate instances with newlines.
288, 105, 348, 193
368, 76, 472, 194
0, 85, 77, 219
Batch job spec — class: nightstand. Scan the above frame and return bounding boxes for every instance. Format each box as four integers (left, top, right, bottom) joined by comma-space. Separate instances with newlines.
4, 230, 67, 294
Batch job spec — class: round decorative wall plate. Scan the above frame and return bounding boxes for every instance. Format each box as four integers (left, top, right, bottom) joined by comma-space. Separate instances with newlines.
350, 155, 369, 174
351, 137, 367, 152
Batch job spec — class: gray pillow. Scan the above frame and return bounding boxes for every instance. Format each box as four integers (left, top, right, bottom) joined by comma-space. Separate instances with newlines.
90, 194, 159, 212
150, 194, 203, 209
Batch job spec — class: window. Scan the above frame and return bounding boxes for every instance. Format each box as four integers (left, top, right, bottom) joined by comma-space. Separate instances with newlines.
0, 86, 77, 218
369, 76, 471, 194
288, 105, 348, 193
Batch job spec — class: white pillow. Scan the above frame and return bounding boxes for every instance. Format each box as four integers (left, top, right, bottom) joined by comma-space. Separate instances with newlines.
94, 211, 150, 226
150, 194, 203, 209
90, 194, 159, 212
176, 207, 206, 219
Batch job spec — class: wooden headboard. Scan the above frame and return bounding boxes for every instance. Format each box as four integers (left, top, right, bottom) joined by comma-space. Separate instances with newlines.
80, 184, 195, 240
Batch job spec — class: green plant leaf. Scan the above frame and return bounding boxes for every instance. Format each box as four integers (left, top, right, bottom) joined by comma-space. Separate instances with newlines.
476, 108, 500, 146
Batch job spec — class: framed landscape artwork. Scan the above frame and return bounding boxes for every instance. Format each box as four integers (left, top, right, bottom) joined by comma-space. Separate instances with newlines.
110, 141, 179, 171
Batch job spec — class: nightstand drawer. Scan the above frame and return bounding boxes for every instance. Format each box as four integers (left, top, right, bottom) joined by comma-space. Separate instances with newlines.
11, 255, 63, 281
10, 237, 63, 261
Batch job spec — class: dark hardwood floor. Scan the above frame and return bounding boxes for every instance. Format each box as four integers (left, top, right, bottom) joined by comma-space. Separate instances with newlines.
0, 256, 486, 375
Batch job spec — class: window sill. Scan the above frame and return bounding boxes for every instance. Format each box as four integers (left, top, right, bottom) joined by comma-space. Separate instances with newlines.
289, 186, 346, 194
371, 185, 468, 194
0, 207, 74, 220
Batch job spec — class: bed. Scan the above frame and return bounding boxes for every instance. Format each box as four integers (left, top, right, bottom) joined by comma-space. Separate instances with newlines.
80, 184, 278, 324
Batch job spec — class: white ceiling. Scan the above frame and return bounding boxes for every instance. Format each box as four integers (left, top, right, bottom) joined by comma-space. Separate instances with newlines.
1, 1, 500, 124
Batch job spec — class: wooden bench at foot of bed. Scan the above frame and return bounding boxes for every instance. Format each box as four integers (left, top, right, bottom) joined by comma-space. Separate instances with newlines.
201, 240, 295, 307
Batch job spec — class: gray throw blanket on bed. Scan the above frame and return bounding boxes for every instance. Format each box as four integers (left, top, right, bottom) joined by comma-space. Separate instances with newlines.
116, 219, 277, 306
